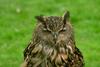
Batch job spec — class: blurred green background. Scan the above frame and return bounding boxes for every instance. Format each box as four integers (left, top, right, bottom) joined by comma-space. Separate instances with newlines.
0, 0, 100, 67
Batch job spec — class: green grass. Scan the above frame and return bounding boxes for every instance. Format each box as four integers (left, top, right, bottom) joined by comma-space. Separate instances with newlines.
0, 0, 100, 67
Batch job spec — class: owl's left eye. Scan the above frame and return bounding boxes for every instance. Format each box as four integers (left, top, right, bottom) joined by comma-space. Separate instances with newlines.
60, 27, 67, 32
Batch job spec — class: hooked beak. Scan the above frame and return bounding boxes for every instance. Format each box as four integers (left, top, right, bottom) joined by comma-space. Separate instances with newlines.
52, 32, 58, 42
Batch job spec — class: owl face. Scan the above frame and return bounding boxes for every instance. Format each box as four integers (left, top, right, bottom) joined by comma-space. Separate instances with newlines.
35, 11, 71, 46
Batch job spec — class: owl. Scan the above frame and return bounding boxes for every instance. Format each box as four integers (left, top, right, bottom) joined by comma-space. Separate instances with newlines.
21, 11, 84, 67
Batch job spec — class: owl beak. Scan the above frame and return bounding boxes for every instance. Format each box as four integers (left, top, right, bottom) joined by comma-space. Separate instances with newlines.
52, 32, 58, 41
54, 35, 57, 40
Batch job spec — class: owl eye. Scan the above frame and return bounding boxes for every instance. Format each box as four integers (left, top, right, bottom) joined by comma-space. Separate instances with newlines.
42, 28, 51, 32
60, 27, 67, 32
63, 27, 67, 31
43, 28, 47, 31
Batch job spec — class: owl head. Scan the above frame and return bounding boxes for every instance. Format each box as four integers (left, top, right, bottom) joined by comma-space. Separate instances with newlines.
35, 11, 72, 45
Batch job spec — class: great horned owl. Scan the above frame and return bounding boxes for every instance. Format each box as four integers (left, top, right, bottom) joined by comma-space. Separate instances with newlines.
21, 11, 84, 67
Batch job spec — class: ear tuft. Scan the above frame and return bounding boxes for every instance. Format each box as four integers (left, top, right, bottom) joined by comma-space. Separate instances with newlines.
35, 15, 45, 22
35, 15, 47, 28
63, 11, 70, 23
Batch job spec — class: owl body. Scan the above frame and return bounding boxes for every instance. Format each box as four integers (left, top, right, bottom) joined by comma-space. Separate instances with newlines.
22, 11, 84, 67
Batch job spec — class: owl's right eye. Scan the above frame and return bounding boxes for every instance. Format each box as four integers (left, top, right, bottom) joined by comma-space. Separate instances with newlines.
42, 28, 51, 33
43, 28, 47, 31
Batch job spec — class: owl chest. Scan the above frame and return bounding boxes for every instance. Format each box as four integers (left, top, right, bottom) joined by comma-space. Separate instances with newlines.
30, 40, 74, 67
41, 46, 69, 67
